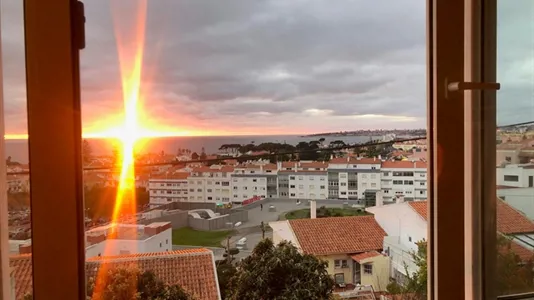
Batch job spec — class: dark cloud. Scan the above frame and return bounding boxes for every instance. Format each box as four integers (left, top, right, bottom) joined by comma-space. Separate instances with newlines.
7, 0, 531, 134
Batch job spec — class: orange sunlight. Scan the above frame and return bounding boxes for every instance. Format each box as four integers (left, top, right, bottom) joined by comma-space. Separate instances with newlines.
92, 0, 147, 297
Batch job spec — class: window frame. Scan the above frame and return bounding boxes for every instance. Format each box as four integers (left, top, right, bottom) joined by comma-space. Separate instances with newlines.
9, 0, 487, 299
23, 0, 87, 298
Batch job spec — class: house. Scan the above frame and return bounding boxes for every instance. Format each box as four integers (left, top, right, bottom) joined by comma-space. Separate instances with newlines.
10, 248, 221, 300
367, 199, 534, 284
269, 215, 389, 291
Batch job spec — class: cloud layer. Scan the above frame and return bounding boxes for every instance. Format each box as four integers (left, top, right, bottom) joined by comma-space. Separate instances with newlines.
1, 0, 532, 135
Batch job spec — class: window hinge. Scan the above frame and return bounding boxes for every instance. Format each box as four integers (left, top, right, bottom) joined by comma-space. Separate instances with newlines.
74, 1, 86, 50
447, 81, 501, 92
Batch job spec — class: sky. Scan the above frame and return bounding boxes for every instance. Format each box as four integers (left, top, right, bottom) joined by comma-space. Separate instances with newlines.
1, 0, 533, 137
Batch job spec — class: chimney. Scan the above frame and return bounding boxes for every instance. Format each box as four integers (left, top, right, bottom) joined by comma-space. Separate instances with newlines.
378, 154, 382, 160
376, 192, 384, 207
277, 161, 282, 170
346, 157, 350, 162
310, 200, 317, 219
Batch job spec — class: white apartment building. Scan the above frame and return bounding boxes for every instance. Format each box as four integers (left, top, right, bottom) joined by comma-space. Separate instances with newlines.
277, 162, 328, 200
380, 161, 428, 202
231, 164, 278, 203
148, 172, 189, 207
85, 222, 172, 259
187, 165, 234, 203
496, 163, 534, 188
327, 157, 381, 202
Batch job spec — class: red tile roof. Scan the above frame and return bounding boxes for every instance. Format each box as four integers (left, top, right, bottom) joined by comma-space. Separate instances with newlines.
192, 166, 234, 173
350, 251, 382, 262
381, 161, 427, 169
150, 172, 189, 180
408, 200, 534, 235
300, 162, 328, 169
289, 216, 386, 255
263, 163, 278, 170
10, 249, 220, 300
9, 254, 32, 300
408, 201, 428, 221
329, 157, 380, 164
497, 199, 534, 234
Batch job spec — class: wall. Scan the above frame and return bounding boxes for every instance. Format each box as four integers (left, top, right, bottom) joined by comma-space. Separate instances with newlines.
188, 210, 248, 231
498, 187, 534, 219
142, 228, 173, 253
139, 210, 189, 228
85, 228, 173, 258
497, 165, 534, 188
366, 203, 427, 251
360, 255, 390, 292
322, 254, 354, 284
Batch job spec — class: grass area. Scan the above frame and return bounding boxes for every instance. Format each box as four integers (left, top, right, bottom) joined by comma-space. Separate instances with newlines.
283, 207, 369, 220
172, 227, 233, 247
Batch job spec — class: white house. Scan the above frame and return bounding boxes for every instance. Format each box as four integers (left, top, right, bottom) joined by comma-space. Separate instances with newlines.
366, 201, 426, 282
327, 157, 381, 201
85, 222, 172, 258
497, 186, 534, 220
496, 163, 534, 188
367, 199, 534, 284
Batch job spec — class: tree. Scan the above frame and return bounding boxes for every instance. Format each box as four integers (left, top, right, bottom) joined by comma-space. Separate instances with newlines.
387, 238, 534, 299
89, 268, 192, 300
225, 239, 334, 300
496, 235, 534, 295
200, 147, 207, 160
191, 152, 199, 160
83, 139, 93, 164
386, 241, 427, 300
216, 262, 238, 299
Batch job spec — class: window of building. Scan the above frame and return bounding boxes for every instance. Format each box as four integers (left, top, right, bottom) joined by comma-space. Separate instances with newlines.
363, 264, 373, 275
320, 185, 325, 189
503, 175, 519, 182
290, 176, 296, 180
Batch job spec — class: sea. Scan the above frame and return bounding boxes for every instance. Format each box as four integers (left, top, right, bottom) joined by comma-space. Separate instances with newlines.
5, 135, 381, 164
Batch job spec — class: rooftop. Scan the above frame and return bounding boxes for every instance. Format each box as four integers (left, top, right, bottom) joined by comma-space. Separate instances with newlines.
288, 216, 386, 255
407, 200, 534, 235
11, 249, 220, 300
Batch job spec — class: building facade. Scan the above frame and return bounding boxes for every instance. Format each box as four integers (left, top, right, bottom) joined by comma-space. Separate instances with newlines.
148, 172, 189, 207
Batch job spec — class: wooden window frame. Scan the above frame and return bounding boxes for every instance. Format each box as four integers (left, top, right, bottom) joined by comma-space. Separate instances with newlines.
24, 0, 86, 299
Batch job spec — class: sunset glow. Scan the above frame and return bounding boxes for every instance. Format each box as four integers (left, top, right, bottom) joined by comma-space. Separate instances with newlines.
92, 0, 148, 297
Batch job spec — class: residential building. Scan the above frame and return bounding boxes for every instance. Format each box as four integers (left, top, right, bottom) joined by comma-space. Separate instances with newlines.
327, 157, 381, 204
367, 200, 534, 285
496, 163, 534, 188
187, 165, 234, 203
10, 248, 221, 300
148, 172, 189, 207
231, 163, 278, 203
281, 162, 328, 200
380, 161, 428, 203
496, 139, 534, 165
85, 222, 172, 258
269, 214, 389, 290
497, 186, 534, 219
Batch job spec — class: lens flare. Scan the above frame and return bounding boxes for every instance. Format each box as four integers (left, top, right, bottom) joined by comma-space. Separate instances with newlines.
91, 0, 147, 297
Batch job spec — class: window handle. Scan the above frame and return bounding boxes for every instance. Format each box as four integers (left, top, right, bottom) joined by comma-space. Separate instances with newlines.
447, 81, 501, 92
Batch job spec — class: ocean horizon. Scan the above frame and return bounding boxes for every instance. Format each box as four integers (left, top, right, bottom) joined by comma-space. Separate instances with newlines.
5, 134, 380, 164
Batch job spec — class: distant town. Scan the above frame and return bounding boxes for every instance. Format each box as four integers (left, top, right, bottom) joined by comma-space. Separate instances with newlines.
303, 128, 427, 137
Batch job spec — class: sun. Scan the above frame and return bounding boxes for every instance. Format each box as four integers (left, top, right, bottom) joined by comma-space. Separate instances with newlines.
92, 0, 148, 297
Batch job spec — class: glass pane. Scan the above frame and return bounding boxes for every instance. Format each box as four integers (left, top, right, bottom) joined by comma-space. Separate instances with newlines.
496, 0, 534, 296
2, 0, 33, 298
81, 0, 428, 299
